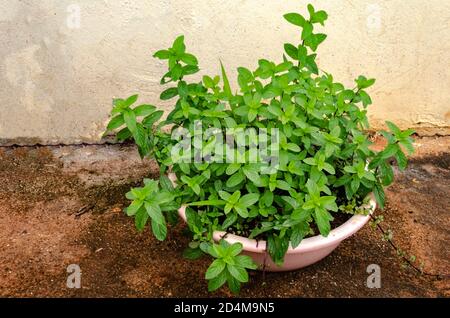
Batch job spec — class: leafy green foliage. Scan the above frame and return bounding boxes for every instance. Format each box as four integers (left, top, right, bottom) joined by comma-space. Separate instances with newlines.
105, 95, 163, 158
104, 4, 414, 294
204, 240, 257, 294
125, 179, 179, 240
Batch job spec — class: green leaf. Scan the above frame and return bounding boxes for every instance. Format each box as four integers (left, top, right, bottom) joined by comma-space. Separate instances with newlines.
160, 87, 178, 100
220, 60, 233, 101
395, 149, 408, 171
350, 176, 360, 194
226, 272, 241, 294
291, 208, 311, 222
359, 91, 372, 107
191, 184, 201, 195
381, 143, 399, 159
153, 49, 170, 60
305, 33, 327, 51
180, 53, 198, 66
286, 143, 301, 152
261, 191, 274, 207
228, 243, 243, 256
399, 139, 415, 155
185, 207, 202, 231
242, 169, 264, 186
234, 205, 249, 218
222, 214, 238, 229
400, 128, 416, 138
218, 190, 232, 202
151, 218, 167, 241
304, 157, 317, 166
318, 196, 338, 211
125, 189, 138, 200
159, 175, 174, 191
263, 85, 282, 99
127, 200, 143, 217
182, 65, 199, 75
154, 191, 174, 204
311, 10, 328, 25
356, 76, 376, 89
183, 247, 204, 260
305, 54, 318, 74
142, 110, 164, 127
364, 171, 376, 182
145, 202, 164, 225
374, 182, 385, 210
205, 259, 226, 280
203, 75, 215, 88
226, 171, 245, 188
237, 67, 253, 81
303, 199, 316, 210
124, 94, 138, 107
133, 124, 149, 157
234, 255, 257, 269
379, 161, 394, 186
323, 163, 335, 175
172, 35, 186, 55
227, 264, 248, 283
112, 98, 125, 111
314, 207, 333, 237
386, 121, 401, 136
228, 191, 241, 204
160, 202, 179, 212
106, 115, 124, 131
199, 242, 212, 254
123, 110, 137, 134
224, 117, 237, 128
248, 109, 258, 122
276, 180, 291, 191
282, 196, 300, 209
301, 22, 313, 40
290, 224, 304, 249
225, 163, 241, 176
178, 81, 189, 98
238, 193, 259, 208
170, 64, 183, 80
284, 43, 298, 60
268, 103, 283, 116
135, 207, 149, 231
116, 127, 131, 141
267, 235, 289, 266
223, 203, 233, 214
133, 104, 156, 117
187, 200, 226, 206
306, 178, 320, 196
283, 13, 305, 26
208, 271, 227, 292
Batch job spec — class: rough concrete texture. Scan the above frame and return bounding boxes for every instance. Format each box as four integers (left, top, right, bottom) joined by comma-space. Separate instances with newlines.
0, 136, 448, 297
0, 0, 449, 145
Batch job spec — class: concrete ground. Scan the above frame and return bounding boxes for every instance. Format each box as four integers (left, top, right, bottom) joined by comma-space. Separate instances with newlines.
0, 136, 448, 297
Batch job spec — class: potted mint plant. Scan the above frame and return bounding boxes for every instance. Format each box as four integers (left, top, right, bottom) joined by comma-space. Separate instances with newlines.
104, 4, 414, 294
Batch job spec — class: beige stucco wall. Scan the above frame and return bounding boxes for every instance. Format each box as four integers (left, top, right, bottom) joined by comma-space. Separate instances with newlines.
0, 0, 449, 145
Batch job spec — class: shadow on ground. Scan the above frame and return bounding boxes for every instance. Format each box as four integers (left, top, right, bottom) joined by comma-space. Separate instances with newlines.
0, 137, 448, 297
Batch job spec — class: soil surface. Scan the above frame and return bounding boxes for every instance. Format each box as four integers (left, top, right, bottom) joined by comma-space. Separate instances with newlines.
0, 136, 448, 298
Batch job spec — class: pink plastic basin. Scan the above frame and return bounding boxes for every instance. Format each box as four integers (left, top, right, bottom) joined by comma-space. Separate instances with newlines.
178, 197, 376, 272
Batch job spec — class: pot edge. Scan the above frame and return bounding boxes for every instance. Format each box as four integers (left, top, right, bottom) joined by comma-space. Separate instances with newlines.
178, 194, 376, 255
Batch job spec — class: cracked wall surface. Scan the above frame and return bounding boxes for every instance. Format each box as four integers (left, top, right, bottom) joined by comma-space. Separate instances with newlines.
0, 0, 449, 145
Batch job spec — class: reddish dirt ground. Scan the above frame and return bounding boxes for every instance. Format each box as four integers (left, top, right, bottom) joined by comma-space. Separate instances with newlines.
0, 136, 448, 298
